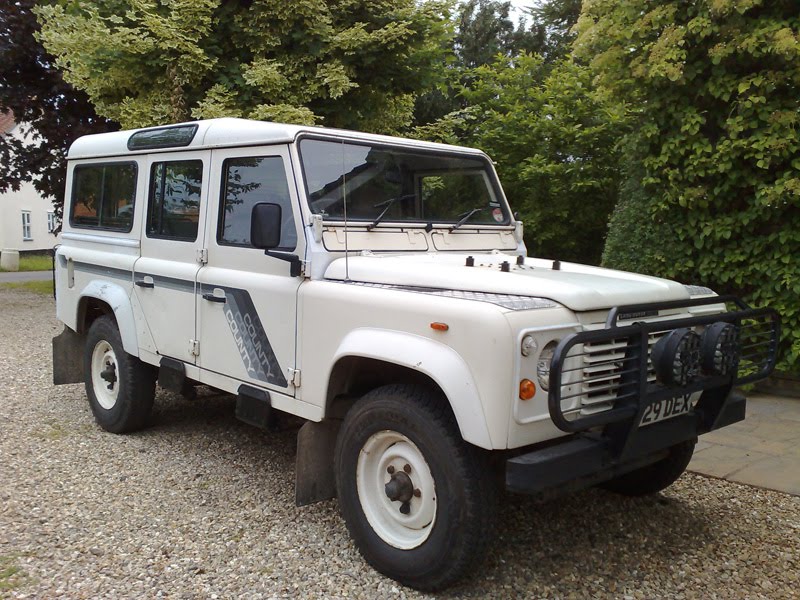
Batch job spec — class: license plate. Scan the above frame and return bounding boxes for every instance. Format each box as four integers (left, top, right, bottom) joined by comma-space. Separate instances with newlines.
640, 395, 692, 427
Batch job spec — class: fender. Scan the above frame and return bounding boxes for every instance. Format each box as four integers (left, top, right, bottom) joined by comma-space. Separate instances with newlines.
331, 328, 493, 449
79, 280, 139, 356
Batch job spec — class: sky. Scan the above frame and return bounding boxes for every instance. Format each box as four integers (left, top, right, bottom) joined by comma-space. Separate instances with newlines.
508, 0, 535, 23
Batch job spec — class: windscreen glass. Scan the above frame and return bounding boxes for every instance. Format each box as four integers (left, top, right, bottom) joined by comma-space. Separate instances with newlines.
299, 139, 509, 226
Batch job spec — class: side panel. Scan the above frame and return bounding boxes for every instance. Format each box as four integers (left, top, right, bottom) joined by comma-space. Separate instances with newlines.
55, 157, 146, 338
196, 145, 305, 399
133, 150, 211, 363
297, 281, 515, 450
332, 329, 493, 449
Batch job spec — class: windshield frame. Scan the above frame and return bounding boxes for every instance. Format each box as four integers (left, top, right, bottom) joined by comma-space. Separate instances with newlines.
295, 133, 513, 229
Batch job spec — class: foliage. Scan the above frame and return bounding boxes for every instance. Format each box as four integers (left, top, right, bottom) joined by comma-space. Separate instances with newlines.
525, 0, 582, 62
35, 0, 452, 134
577, 0, 800, 370
414, 0, 581, 124
0, 0, 117, 220
601, 166, 676, 277
455, 0, 543, 69
417, 54, 628, 265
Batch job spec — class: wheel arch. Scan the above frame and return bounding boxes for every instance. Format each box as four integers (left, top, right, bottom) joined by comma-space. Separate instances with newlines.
77, 280, 139, 355
326, 329, 493, 450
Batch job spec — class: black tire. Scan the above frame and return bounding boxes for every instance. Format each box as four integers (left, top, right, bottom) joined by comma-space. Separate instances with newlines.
334, 384, 496, 592
599, 439, 696, 496
83, 315, 156, 433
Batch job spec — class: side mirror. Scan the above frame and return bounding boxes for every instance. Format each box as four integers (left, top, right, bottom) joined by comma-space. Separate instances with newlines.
251, 202, 282, 249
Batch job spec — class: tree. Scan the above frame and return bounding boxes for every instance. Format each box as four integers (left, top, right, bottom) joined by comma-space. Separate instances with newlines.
525, 0, 582, 62
416, 54, 628, 265
35, 0, 452, 134
0, 0, 117, 220
577, 0, 800, 370
455, 0, 543, 69
414, 0, 549, 125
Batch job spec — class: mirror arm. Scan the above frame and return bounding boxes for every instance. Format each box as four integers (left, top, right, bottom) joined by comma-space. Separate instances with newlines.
264, 250, 303, 277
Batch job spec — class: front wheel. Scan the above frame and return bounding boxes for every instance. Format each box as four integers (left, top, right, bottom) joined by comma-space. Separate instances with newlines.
83, 316, 156, 433
334, 384, 496, 591
599, 439, 696, 496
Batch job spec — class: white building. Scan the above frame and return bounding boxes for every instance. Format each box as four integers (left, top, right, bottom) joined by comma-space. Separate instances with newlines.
0, 112, 61, 254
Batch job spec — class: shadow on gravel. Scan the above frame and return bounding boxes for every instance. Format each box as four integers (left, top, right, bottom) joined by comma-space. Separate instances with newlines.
443, 487, 725, 597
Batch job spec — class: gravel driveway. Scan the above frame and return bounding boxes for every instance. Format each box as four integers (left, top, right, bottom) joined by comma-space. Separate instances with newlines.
1, 287, 798, 599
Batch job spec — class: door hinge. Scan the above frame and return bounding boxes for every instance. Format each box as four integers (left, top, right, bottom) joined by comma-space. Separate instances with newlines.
189, 339, 200, 356
196, 248, 208, 264
287, 368, 301, 387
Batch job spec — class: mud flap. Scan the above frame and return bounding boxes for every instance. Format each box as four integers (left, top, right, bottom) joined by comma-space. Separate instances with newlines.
295, 419, 341, 506
53, 326, 85, 385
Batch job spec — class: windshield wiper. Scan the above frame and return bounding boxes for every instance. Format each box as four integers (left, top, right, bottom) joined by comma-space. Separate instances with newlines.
450, 206, 489, 231
366, 193, 415, 230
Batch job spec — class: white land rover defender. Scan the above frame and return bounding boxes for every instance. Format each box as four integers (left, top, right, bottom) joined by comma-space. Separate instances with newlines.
53, 119, 779, 590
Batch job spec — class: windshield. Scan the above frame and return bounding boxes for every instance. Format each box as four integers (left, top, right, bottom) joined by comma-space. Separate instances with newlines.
299, 138, 510, 227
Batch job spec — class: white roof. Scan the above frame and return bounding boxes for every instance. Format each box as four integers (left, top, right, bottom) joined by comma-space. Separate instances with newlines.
66, 117, 485, 160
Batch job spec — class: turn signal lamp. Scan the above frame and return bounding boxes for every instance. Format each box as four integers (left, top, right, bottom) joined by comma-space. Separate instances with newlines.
519, 379, 536, 400
430, 322, 449, 331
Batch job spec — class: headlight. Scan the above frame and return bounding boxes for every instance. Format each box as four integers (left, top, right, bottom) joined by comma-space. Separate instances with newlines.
536, 341, 559, 391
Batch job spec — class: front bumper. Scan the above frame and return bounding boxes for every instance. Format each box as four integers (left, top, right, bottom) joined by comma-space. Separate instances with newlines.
505, 295, 779, 495
506, 388, 744, 494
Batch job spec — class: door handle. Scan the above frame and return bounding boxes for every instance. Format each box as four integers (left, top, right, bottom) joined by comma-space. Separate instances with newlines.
135, 279, 154, 288
202, 292, 226, 303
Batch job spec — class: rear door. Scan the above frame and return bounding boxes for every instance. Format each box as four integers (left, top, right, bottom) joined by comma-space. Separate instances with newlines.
133, 151, 210, 363
196, 145, 304, 394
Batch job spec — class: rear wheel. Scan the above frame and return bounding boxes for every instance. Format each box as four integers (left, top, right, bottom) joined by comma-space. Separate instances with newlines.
83, 316, 156, 433
600, 439, 696, 496
334, 384, 496, 591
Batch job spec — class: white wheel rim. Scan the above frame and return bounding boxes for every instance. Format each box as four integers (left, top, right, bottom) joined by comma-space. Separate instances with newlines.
91, 340, 119, 410
356, 430, 437, 550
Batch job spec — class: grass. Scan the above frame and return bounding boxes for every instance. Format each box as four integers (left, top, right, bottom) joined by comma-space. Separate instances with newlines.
32, 420, 94, 441
0, 280, 54, 295
0, 553, 28, 594
0, 254, 53, 272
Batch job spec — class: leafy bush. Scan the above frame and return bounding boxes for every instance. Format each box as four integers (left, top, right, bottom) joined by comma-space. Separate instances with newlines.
579, 0, 800, 371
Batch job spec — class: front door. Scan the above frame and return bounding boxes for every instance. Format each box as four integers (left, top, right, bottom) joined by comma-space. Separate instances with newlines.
133, 151, 210, 363
196, 145, 304, 395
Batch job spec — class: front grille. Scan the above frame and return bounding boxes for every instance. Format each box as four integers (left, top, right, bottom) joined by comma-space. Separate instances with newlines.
549, 302, 779, 432
579, 331, 666, 416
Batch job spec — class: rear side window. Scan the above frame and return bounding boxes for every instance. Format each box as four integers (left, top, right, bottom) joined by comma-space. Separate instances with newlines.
218, 156, 297, 250
70, 163, 137, 231
147, 160, 203, 241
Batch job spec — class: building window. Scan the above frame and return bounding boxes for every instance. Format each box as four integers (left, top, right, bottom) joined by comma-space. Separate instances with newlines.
47, 211, 58, 233
21, 211, 32, 241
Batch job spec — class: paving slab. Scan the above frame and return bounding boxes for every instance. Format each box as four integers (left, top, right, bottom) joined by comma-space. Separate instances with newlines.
689, 392, 800, 496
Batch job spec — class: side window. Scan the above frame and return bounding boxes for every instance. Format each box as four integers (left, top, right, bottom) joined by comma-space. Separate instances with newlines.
219, 156, 297, 250
70, 163, 137, 231
147, 160, 203, 241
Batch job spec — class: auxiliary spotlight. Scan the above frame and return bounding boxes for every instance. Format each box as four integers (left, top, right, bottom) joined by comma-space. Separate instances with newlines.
652, 328, 702, 387
701, 322, 740, 377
